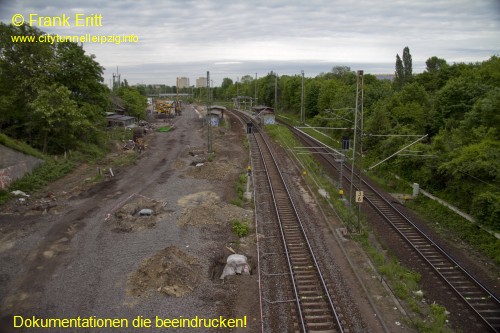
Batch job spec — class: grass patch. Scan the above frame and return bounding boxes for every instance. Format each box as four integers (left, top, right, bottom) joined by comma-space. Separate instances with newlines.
0, 189, 11, 203
157, 126, 171, 132
0, 128, 136, 205
0, 133, 46, 160
231, 219, 249, 238
3, 158, 75, 202
242, 136, 249, 150
231, 172, 248, 207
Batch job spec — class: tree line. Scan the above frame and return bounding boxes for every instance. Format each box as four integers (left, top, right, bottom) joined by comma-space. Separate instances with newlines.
210, 48, 499, 231
0, 23, 146, 155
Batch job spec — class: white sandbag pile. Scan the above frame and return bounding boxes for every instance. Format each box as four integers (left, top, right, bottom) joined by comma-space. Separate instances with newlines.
220, 254, 250, 279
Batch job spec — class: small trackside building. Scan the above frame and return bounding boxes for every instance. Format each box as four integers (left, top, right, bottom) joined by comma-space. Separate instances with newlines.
252, 106, 275, 125
207, 105, 227, 127
106, 114, 136, 128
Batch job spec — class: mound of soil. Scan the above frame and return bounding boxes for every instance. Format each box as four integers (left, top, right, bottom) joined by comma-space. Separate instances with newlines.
185, 161, 237, 181
178, 200, 252, 226
127, 246, 199, 298
108, 197, 168, 232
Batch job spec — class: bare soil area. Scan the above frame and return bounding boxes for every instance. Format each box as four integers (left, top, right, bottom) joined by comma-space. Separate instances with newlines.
127, 245, 200, 298
0, 105, 259, 333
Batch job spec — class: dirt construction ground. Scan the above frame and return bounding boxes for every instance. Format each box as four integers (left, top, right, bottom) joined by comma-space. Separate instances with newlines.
0, 105, 260, 332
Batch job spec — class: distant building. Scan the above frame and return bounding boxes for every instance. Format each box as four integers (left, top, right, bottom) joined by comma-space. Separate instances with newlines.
196, 77, 207, 88
177, 77, 190, 88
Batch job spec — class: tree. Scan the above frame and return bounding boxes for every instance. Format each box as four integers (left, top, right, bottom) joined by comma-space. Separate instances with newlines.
461, 88, 500, 136
257, 72, 278, 107
116, 87, 147, 119
394, 47, 413, 89
305, 79, 321, 118
0, 23, 56, 138
402, 46, 413, 82
0, 23, 109, 151
395, 54, 404, 89
220, 78, 234, 99
434, 75, 488, 130
425, 56, 447, 73
52, 41, 109, 121
221, 78, 233, 90
29, 84, 89, 153
331, 66, 352, 77
240, 75, 253, 84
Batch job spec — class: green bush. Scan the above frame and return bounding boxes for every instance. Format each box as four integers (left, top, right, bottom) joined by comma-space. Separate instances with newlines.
471, 191, 500, 230
232, 219, 249, 238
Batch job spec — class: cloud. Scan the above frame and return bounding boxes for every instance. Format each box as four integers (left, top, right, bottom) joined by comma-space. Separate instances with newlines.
1, 0, 498, 85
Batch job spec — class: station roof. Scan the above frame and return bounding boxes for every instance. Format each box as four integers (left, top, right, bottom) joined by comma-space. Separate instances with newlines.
252, 106, 274, 112
209, 105, 227, 111
106, 114, 135, 121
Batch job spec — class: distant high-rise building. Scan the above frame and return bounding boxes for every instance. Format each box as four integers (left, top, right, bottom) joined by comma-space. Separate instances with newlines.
196, 77, 207, 88
177, 77, 190, 88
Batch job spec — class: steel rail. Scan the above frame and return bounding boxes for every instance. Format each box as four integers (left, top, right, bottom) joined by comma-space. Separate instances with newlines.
233, 109, 345, 332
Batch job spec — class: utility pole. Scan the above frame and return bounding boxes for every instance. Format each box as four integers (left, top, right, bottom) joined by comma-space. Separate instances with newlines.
236, 77, 239, 109
207, 71, 212, 154
254, 72, 258, 107
300, 70, 305, 124
274, 73, 278, 113
176, 77, 179, 115
112, 66, 120, 91
210, 80, 213, 103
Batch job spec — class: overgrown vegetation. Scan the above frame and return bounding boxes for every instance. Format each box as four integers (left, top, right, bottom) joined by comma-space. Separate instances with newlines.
407, 196, 500, 265
212, 50, 499, 233
231, 172, 248, 207
0, 133, 46, 160
231, 219, 249, 238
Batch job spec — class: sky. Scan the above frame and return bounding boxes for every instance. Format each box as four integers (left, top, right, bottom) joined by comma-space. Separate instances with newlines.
1, 0, 499, 86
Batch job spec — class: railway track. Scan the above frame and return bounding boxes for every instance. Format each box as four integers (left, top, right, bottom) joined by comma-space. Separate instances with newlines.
286, 123, 500, 332
233, 110, 345, 332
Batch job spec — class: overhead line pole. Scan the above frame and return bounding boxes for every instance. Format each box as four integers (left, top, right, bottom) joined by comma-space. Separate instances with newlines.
300, 70, 305, 124
254, 72, 257, 108
207, 71, 212, 153
347, 70, 364, 232
275, 73, 278, 114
